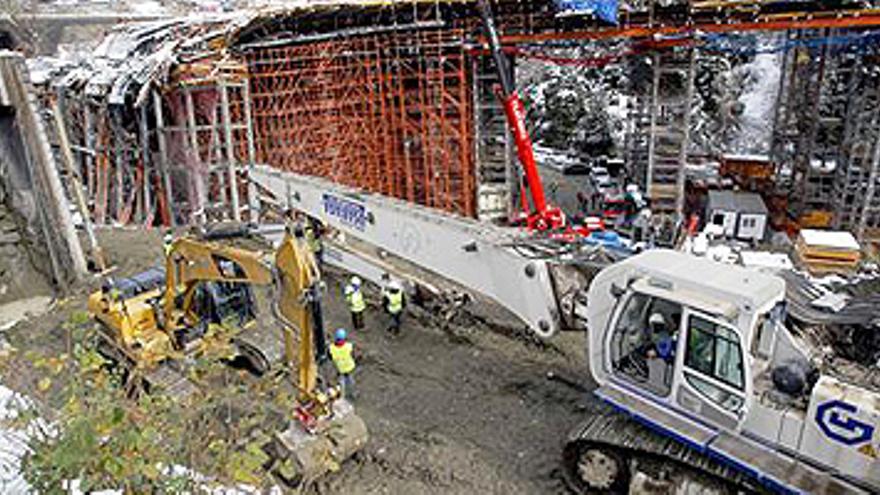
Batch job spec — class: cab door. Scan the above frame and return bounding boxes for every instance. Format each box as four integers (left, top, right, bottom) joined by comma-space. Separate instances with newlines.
605, 290, 683, 402
673, 309, 749, 431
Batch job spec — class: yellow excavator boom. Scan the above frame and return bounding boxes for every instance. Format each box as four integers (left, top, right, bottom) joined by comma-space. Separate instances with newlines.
273, 231, 321, 398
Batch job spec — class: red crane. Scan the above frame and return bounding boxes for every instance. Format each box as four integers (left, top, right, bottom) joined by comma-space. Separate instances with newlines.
477, 0, 567, 233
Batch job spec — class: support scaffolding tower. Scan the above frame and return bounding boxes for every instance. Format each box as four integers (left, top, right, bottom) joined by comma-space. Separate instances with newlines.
625, 45, 695, 220
835, 56, 880, 239
473, 53, 515, 221
772, 29, 880, 240
772, 29, 838, 222
245, 28, 477, 219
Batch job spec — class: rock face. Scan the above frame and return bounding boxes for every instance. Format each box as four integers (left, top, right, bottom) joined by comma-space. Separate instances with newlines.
0, 89, 54, 304
0, 188, 52, 305
0, 109, 50, 303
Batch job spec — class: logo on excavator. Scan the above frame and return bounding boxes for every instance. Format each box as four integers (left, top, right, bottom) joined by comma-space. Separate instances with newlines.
816, 400, 875, 446
323, 194, 367, 231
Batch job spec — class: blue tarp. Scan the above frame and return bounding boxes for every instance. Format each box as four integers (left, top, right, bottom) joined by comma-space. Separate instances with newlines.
582, 230, 634, 257
555, 0, 619, 25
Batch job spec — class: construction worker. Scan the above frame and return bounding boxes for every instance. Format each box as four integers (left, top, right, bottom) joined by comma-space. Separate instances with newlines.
329, 328, 356, 399
382, 277, 406, 336
304, 218, 324, 264
344, 276, 366, 331
163, 231, 174, 256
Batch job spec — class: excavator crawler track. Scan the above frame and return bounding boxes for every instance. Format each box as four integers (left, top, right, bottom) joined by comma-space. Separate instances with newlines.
92, 324, 199, 402
563, 410, 759, 494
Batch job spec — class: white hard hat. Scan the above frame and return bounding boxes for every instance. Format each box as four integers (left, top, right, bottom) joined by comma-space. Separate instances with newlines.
351, 276, 361, 287
388, 280, 402, 291
649, 313, 666, 327
164, 233, 173, 243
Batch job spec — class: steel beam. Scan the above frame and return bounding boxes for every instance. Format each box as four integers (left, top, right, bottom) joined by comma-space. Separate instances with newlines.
220, 79, 242, 222
152, 90, 176, 227
496, 12, 880, 44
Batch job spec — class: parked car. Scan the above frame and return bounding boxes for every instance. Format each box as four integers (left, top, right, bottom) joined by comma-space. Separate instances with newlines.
591, 166, 612, 188
561, 161, 590, 176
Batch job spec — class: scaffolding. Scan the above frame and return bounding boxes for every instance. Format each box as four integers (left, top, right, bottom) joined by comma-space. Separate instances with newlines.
31, 2, 880, 238
625, 45, 695, 219
771, 29, 837, 220
244, 28, 477, 219
473, 52, 515, 221
164, 65, 257, 224
836, 56, 880, 238
771, 28, 880, 238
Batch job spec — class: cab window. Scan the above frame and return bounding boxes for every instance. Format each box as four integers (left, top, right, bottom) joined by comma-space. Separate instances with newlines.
610, 292, 682, 397
685, 315, 744, 390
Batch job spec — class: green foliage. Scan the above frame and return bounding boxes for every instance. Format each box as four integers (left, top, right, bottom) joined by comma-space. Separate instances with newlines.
18, 313, 287, 493
226, 440, 271, 485
520, 57, 619, 157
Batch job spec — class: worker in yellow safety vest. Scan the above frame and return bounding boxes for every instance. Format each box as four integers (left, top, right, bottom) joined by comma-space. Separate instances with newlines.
329, 328, 356, 399
344, 276, 366, 331
381, 277, 406, 336
163, 231, 174, 257
304, 219, 324, 264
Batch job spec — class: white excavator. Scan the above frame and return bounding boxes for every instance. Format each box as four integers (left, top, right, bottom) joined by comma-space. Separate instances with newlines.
567, 249, 879, 493
251, 169, 880, 493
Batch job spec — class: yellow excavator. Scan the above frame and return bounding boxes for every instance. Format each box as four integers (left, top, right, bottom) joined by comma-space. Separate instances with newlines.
87, 228, 367, 484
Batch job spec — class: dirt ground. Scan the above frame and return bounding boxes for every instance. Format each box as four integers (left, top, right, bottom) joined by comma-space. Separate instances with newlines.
316, 277, 594, 494
2, 227, 599, 494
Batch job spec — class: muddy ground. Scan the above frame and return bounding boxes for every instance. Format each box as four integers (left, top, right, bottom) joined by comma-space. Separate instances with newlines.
0, 227, 598, 494
317, 279, 594, 494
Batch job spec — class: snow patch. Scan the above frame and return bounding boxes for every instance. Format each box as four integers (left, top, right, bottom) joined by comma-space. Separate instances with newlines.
129, 1, 168, 16
0, 384, 33, 493
730, 51, 782, 155
739, 251, 794, 272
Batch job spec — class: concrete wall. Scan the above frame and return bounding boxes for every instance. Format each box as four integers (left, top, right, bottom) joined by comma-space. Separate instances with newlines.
0, 52, 86, 292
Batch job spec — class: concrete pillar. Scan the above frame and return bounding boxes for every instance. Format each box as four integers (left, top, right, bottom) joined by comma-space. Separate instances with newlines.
0, 53, 87, 279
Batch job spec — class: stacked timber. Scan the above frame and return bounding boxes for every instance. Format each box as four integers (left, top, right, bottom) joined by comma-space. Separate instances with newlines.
795, 229, 861, 274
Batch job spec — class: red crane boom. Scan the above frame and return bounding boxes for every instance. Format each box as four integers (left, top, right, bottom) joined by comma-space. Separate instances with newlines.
477, 0, 566, 232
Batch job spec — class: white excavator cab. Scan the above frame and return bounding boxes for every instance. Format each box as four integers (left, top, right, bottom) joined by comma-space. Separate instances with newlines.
603, 285, 753, 430
587, 250, 773, 425
579, 250, 879, 494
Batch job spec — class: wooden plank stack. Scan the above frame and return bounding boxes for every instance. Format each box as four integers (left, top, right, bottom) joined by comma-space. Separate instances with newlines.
795, 229, 861, 274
